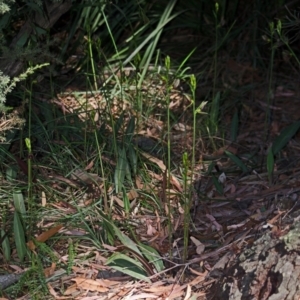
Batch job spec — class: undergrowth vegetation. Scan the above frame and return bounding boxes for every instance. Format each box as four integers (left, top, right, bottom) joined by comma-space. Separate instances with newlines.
1, 0, 300, 298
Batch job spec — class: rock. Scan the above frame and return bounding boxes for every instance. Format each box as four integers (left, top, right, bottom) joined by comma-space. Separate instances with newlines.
0, 272, 23, 290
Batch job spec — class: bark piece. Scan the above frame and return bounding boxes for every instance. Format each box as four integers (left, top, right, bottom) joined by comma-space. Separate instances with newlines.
209, 222, 300, 300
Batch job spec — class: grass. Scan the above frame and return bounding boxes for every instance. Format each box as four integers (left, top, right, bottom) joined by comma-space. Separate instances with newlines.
1, 0, 300, 298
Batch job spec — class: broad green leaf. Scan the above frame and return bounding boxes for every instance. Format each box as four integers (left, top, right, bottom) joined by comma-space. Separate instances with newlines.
13, 191, 26, 215
1, 229, 11, 261
225, 151, 248, 173
138, 243, 164, 272
272, 121, 300, 155
127, 146, 137, 175
106, 252, 150, 282
14, 211, 26, 262
6, 167, 17, 181
96, 215, 115, 246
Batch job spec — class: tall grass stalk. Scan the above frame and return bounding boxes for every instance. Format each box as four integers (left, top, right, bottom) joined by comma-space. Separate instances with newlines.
87, 29, 98, 90
182, 75, 198, 262
212, 2, 219, 102
94, 129, 109, 213
265, 21, 276, 145
25, 79, 35, 236
163, 55, 173, 256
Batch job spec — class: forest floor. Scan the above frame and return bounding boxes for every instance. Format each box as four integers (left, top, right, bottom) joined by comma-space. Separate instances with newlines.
2, 59, 300, 299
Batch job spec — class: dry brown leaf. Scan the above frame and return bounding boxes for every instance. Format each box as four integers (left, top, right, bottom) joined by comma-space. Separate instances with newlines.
135, 176, 144, 189
146, 220, 157, 236
70, 277, 110, 293
41, 191, 46, 207
44, 263, 56, 277
206, 214, 223, 232
144, 283, 181, 293
63, 283, 81, 295
112, 195, 124, 207
140, 152, 166, 171
102, 243, 118, 251
27, 224, 63, 250
72, 169, 102, 184
127, 189, 138, 200
183, 284, 192, 300
190, 236, 205, 255
127, 293, 157, 299
85, 160, 94, 170
47, 283, 60, 298
170, 174, 183, 192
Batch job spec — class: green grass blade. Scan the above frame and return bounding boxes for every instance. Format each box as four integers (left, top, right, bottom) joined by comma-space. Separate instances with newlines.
122, 187, 130, 215
114, 147, 127, 194
123, 4, 181, 66
210, 91, 220, 134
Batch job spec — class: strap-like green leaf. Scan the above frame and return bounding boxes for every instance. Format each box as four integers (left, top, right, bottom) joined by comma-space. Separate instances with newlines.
225, 150, 248, 172
138, 243, 164, 272
106, 252, 150, 282
272, 121, 300, 155
14, 211, 26, 262
1, 229, 11, 261
112, 224, 142, 256
13, 191, 26, 215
